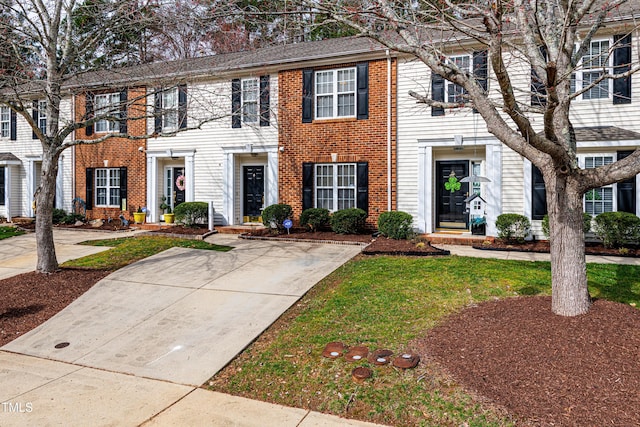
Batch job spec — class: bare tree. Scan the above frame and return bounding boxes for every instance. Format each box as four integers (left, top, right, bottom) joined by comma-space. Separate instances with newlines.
307, 0, 640, 316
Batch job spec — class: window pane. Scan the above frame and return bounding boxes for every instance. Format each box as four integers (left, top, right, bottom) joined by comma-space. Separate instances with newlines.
337, 69, 355, 93
337, 189, 355, 210
316, 95, 333, 118
96, 188, 107, 205
110, 188, 120, 206
316, 72, 333, 95
337, 93, 355, 117
317, 189, 333, 210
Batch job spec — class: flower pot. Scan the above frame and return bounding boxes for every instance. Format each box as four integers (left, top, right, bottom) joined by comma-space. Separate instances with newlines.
133, 212, 146, 224
164, 213, 175, 224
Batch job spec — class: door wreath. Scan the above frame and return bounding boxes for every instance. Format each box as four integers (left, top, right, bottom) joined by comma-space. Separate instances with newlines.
176, 174, 186, 191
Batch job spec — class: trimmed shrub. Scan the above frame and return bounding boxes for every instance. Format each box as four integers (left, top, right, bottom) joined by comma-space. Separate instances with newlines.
330, 208, 367, 234
62, 213, 85, 224
262, 204, 293, 231
541, 213, 592, 239
52, 208, 67, 224
299, 208, 330, 232
377, 211, 414, 240
495, 213, 531, 243
173, 202, 208, 227
593, 211, 640, 248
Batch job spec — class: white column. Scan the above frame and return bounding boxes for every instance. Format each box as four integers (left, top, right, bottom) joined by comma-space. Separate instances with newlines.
266, 148, 278, 207
223, 152, 234, 226
185, 153, 195, 203
485, 143, 502, 237
4, 166, 11, 220
146, 154, 157, 222
55, 156, 64, 209
417, 145, 433, 233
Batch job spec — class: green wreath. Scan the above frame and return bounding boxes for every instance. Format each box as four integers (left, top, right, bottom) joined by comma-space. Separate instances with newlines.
445, 175, 461, 193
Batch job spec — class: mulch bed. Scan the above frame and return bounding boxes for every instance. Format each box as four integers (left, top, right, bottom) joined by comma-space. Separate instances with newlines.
0, 268, 110, 347
415, 296, 640, 426
476, 240, 640, 257
148, 225, 211, 236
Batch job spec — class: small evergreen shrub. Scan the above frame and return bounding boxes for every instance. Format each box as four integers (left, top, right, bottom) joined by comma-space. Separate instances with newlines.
541, 213, 592, 239
299, 208, 330, 232
330, 208, 367, 234
377, 211, 414, 240
593, 211, 640, 248
62, 213, 85, 224
262, 204, 293, 231
52, 208, 67, 224
495, 213, 531, 243
173, 202, 208, 227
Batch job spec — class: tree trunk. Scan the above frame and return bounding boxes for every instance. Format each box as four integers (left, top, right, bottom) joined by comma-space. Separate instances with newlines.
547, 174, 590, 316
35, 154, 59, 273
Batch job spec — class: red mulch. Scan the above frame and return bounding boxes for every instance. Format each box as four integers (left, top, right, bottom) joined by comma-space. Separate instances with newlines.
0, 268, 110, 346
476, 239, 640, 257
415, 296, 640, 426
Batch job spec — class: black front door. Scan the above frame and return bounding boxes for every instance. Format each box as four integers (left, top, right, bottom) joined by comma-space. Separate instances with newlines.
173, 167, 186, 208
243, 165, 265, 219
436, 161, 469, 229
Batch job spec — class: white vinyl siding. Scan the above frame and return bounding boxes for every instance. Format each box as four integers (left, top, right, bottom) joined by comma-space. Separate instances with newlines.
315, 68, 356, 119
94, 93, 121, 133
95, 168, 120, 207
315, 163, 356, 211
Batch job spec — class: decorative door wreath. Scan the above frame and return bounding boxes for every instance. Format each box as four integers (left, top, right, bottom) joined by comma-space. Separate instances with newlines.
176, 175, 186, 191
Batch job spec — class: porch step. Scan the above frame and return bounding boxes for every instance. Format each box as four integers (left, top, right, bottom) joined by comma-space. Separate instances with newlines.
135, 223, 176, 231
426, 233, 494, 246
216, 225, 266, 235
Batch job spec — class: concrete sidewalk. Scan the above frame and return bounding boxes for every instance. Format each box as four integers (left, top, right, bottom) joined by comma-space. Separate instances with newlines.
1, 232, 382, 426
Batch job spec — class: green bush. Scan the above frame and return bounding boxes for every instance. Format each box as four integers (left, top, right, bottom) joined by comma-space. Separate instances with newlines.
52, 208, 67, 224
541, 213, 592, 239
262, 204, 293, 231
495, 213, 531, 243
330, 208, 367, 234
173, 202, 208, 227
593, 211, 640, 248
377, 211, 414, 240
299, 208, 330, 232
62, 213, 85, 224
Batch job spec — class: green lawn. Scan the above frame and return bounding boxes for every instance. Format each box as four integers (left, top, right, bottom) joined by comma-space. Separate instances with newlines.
208, 255, 640, 427
62, 235, 232, 270
0, 226, 25, 240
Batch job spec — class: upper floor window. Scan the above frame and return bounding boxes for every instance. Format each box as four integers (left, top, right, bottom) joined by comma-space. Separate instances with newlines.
95, 93, 121, 133
37, 100, 47, 134
315, 67, 356, 119
583, 155, 614, 215
161, 88, 178, 132
315, 163, 357, 211
242, 78, 259, 124
95, 168, 121, 207
572, 39, 612, 100
153, 85, 187, 134
447, 55, 471, 104
0, 106, 10, 138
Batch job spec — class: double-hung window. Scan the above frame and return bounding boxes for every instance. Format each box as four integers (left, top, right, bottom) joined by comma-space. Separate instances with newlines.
583, 155, 614, 215
242, 78, 259, 124
572, 39, 612, 100
315, 163, 356, 211
315, 68, 356, 119
0, 106, 10, 138
95, 168, 121, 207
447, 55, 471, 104
95, 93, 121, 133
161, 88, 179, 132
37, 100, 47, 134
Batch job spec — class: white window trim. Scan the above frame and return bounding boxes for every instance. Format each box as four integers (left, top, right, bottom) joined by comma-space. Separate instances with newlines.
579, 153, 616, 214
446, 54, 472, 105
94, 93, 121, 133
241, 78, 259, 124
314, 67, 357, 120
0, 106, 10, 138
95, 168, 121, 208
573, 38, 613, 101
37, 100, 47, 134
161, 87, 179, 132
314, 163, 357, 212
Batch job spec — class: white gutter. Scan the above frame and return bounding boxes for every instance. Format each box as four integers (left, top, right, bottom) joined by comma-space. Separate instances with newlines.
386, 49, 392, 212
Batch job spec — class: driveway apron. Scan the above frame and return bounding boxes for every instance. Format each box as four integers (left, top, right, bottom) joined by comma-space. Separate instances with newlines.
2, 237, 362, 386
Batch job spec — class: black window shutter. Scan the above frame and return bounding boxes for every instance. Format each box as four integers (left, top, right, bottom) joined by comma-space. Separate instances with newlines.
617, 151, 636, 213
302, 69, 313, 123
431, 73, 445, 116
532, 165, 547, 220
531, 47, 548, 106
356, 162, 369, 214
119, 167, 128, 208
9, 109, 16, 141
613, 34, 632, 105
231, 79, 241, 129
472, 51, 488, 113
154, 89, 162, 133
356, 62, 369, 120
178, 84, 188, 129
119, 89, 128, 134
32, 100, 39, 139
0, 166, 4, 205
85, 93, 94, 136
302, 162, 314, 211
260, 75, 270, 127
86, 168, 94, 210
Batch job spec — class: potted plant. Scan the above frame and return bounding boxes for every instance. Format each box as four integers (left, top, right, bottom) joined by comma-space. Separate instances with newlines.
133, 206, 146, 224
160, 196, 175, 224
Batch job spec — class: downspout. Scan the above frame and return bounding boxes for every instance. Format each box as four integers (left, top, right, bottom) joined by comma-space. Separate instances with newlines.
386, 49, 392, 212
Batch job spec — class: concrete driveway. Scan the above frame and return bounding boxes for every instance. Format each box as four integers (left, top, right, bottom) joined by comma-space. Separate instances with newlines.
0, 233, 369, 426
